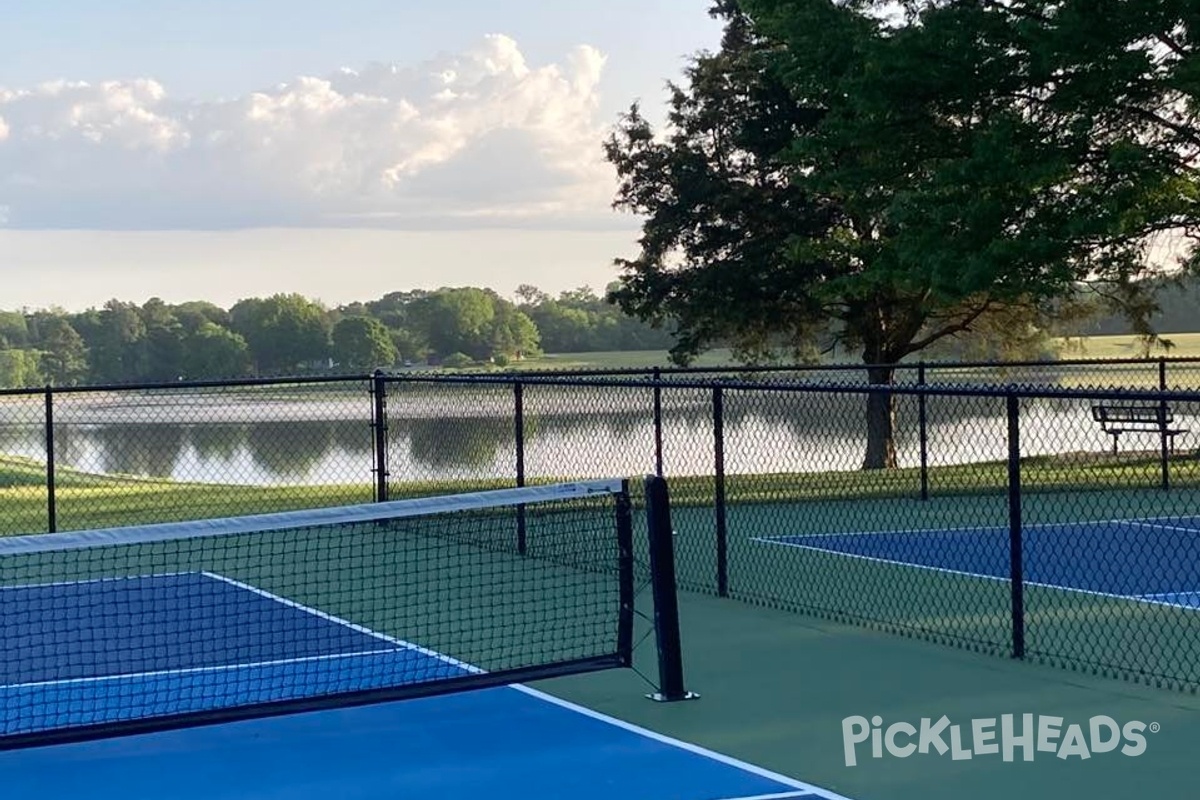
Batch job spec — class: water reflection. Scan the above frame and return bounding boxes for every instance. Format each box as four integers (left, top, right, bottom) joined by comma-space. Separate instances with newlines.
190, 425, 244, 462
400, 416, 513, 471
93, 423, 187, 478
0, 389, 1183, 486
245, 421, 335, 480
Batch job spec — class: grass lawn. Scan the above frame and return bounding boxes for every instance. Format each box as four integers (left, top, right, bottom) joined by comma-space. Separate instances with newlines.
3, 447, 1198, 537
1046, 334, 1200, 388
418, 335, 1200, 385
505, 349, 741, 371
1054, 332, 1200, 360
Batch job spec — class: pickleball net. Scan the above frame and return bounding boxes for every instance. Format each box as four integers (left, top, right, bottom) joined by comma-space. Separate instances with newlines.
0, 478, 680, 749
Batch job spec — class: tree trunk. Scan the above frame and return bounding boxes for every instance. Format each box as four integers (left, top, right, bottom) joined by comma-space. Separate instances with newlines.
862, 363, 897, 470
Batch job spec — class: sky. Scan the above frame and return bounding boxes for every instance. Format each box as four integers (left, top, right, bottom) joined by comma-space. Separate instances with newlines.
0, 0, 725, 312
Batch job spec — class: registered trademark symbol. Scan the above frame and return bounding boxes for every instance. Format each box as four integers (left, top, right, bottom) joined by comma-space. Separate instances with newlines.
1149, 722, 1161, 734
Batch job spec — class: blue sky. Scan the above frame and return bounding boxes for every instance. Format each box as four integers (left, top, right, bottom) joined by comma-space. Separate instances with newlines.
0, 0, 724, 310
2, 1, 720, 114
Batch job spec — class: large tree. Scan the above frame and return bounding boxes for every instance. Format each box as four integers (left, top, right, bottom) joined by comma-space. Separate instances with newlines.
35, 316, 88, 387
604, 0, 1200, 467
408, 288, 539, 363
332, 316, 399, 371
230, 294, 332, 375
181, 323, 252, 380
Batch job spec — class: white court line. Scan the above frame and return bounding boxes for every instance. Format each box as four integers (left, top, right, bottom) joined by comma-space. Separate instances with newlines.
3, 649, 400, 691
1134, 594, 1200, 610
750, 514, 1200, 541
750, 538, 1200, 612
1125, 521, 1200, 535
1140, 591, 1200, 600
198, 572, 484, 675
515, 686, 850, 800
199, 573, 852, 800
0, 572, 194, 591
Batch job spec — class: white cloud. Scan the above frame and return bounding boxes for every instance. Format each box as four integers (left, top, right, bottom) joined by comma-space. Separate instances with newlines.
0, 35, 619, 230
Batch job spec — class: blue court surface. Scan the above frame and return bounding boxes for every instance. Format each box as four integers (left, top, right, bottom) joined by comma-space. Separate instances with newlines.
0, 570, 849, 800
757, 515, 1200, 608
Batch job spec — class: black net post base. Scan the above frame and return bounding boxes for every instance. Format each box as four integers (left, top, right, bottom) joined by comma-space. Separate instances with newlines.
644, 475, 699, 704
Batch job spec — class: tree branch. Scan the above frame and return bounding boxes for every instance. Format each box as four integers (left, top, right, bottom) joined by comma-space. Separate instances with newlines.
1115, 102, 1200, 150
901, 299, 996, 357
1154, 32, 1189, 60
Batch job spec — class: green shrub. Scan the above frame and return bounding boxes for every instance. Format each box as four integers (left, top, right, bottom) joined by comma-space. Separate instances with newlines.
442, 352, 474, 369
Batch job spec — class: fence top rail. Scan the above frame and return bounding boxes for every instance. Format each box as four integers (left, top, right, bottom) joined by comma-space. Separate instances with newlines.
382, 372, 1200, 403
0, 374, 375, 398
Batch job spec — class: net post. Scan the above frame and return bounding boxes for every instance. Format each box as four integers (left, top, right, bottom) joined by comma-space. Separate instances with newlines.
515, 381, 527, 555
371, 370, 389, 503
644, 474, 698, 702
1006, 393, 1025, 660
44, 385, 56, 533
616, 479, 635, 668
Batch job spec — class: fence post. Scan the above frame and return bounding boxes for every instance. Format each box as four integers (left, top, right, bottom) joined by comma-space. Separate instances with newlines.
371, 370, 389, 503
515, 381, 528, 556
44, 386, 56, 534
1159, 358, 1170, 492
1006, 393, 1025, 660
652, 367, 664, 477
918, 362, 929, 501
713, 385, 729, 598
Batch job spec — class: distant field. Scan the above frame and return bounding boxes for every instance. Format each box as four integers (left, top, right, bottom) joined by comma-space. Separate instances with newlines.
1054, 332, 1200, 360
510, 349, 740, 371
1049, 333, 1200, 387
518, 335, 1200, 376
517, 335, 1200, 385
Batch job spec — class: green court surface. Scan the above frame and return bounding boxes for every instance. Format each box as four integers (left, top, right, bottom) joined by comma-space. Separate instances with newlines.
533, 589, 1200, 800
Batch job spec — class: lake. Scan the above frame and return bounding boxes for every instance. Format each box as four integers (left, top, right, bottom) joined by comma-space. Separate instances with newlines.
0, 380, 1194, 487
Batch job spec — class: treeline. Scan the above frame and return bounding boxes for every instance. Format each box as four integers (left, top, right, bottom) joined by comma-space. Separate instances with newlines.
0, 284, 676, 388
1061, 274, 1200, 337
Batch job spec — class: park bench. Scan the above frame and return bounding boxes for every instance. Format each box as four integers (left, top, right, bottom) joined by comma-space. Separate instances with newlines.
1091, 404, 1189, 455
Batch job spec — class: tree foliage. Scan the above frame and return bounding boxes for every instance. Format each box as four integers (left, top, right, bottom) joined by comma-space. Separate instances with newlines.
332, 316, 398, 371
518, 284, 676, 353
230, 294, 333, 375
0, 282, 672, 388
181, 323, 253, 380
604, 2, 833, 366
604, 0, 1200, 466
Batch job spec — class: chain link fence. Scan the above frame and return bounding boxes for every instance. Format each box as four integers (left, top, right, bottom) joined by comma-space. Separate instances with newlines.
0, 377, 376, 536
2, 367, 1199, 692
